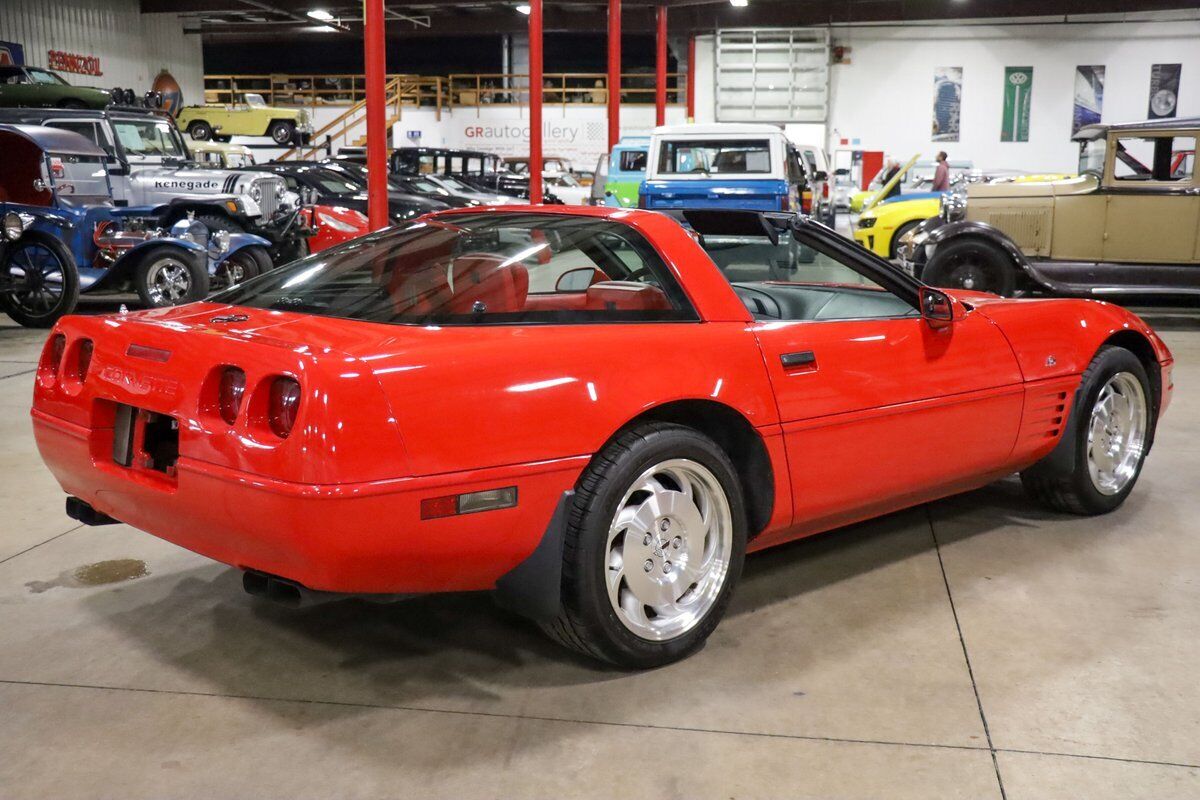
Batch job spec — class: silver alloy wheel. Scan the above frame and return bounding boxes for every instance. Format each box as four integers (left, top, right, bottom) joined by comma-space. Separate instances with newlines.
145, 257, 192, 305
215, 258, 245, 289
604, 458, 733, 641
1086, 371, 1148, 496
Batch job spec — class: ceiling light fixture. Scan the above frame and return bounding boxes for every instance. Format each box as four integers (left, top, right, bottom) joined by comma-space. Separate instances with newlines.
306, 9, 333, 20
730, 0, 749, 7
516, 4, 531, 14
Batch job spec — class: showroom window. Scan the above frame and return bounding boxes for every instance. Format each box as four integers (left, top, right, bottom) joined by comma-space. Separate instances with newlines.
213, 213, 697, 325
715, 28, 830, 123
1111, 135, 1197, 183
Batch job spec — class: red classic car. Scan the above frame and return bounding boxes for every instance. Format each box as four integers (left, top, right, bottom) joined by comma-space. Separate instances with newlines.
31, 206, 1173, 668
300, 204, 369, 254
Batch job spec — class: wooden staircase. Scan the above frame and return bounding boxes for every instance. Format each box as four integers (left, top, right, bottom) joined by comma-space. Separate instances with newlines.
279, 76, 409, 161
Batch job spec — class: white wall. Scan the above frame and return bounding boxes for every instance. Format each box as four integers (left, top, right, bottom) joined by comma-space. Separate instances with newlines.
0, 0, 204, 104
829, 18, 1200, 173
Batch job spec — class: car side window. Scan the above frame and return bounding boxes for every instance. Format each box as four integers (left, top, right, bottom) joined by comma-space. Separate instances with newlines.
1111, 135, 1197, 183
0, 67, 27, 84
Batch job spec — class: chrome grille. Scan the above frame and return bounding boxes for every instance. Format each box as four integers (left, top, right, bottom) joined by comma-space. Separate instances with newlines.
254, 176, 282, 220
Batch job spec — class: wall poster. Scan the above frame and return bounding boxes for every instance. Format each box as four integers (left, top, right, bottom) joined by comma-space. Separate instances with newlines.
1001, 66, 1033, 142
1072, 65, 1105, 135
1147, 63, 1181, 119
932, 66, 963, 142
0, 41, 24, 66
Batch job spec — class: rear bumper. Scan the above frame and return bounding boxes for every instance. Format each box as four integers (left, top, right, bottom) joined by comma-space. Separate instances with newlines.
33, 408, 588, 595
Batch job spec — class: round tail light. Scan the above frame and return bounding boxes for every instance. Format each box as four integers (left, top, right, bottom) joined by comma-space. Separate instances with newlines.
218, 367, 246, 424
77, 339, 93, 381
268, 376, 301, 438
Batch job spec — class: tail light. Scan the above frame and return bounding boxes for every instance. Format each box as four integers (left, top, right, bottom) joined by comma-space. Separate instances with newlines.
822, 183, 830, 199
218, 367, 246, 424
76, 339, 93, 381
268, 376, 301, 438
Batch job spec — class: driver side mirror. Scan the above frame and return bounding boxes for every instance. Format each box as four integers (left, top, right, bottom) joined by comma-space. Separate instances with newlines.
920, 286, 956, 328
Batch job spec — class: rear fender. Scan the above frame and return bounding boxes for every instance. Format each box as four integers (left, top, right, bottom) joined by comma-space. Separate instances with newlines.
926, 220, 1061, 291
86, 238, 203, 293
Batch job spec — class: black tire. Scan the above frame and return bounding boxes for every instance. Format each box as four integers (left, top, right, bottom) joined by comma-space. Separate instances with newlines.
133, 246, 209, 308
0, 235, 81, 327
923, 237, 1017, 297
1021, 346, 1155, 515
211, 245, 269, 290
268, 120, 295, 146
191, 214, 243, 236
889, 220, 923, 260
187, 120, 214, 141
540, 422, 747, 668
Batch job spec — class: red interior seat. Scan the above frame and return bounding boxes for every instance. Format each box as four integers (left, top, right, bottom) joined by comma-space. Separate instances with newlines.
584, 281, 670, 312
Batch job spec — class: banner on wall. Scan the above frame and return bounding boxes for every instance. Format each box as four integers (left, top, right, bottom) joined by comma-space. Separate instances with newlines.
1001, 66, 1033, 142
0, 41, 24, 66
1147, 63, 1182, 119
931, 67, 963, 142
1072, 65, 1105, 136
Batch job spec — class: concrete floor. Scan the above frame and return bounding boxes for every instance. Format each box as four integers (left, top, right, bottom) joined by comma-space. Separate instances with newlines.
1, 312, 1199, 799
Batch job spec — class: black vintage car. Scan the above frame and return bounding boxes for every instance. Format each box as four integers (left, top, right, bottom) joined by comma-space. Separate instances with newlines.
389, 147, 560, 203
246, 162, 450, 224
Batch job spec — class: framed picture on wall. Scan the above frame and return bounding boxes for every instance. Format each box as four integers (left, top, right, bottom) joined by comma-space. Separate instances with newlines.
1001, 67, 1033, 142
1072, 65, 1104, 135
1148, 63, 1181, 119
932, 66, 962, 142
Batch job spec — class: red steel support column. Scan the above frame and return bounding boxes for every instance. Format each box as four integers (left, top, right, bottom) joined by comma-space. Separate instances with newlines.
363, 0, 389, 230
529, 0, 544, 204
655, 4, 667, 127
686, 34, 696, 122
607, 0, 621, 148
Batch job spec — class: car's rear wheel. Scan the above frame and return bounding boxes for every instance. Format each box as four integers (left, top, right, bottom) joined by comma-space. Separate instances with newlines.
268, 121, 295, 146
211, 245, 269, 290
134, 246, 209, 308
541, 423, 746, 668
187, 121, 213, 141
1021, 346, 1154, 515
0, 236, 80, 328
923, 238, 1016, 296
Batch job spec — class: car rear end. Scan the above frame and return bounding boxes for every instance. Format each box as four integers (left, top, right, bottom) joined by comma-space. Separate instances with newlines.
641, 125, 793, 212
30, 305, 569, 595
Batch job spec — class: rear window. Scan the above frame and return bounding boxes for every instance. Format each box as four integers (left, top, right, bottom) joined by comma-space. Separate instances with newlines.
657, 139, 771, 175
213, 213, 697, 326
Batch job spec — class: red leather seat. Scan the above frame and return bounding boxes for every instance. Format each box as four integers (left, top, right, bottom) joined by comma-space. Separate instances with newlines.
442, 259, 530, 314
583, 281, 670, 312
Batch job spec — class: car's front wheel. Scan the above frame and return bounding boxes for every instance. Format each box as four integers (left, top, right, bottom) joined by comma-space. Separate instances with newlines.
541, 423, 746, 668
0, 235, 80, 327
923, 238, 1017, 296
268, 121, 296, 146
1021, 345, 1154, 515
211, 245, 269, 290
134, 246, 209, 308
187, 120, 214, 141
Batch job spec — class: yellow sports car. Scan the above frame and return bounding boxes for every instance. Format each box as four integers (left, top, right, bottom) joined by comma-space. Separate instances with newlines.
177, 93, 313, 146
853, 196, 940, 259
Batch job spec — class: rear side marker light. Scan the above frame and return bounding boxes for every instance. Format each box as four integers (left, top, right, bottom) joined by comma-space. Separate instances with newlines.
268, 376, 301, 438
421, 487, 518, 520
77, 339, 93, 381
218, 367, 246, 424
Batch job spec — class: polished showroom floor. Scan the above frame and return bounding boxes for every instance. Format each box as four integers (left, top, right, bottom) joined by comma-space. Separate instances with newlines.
0, 306, 1198, 799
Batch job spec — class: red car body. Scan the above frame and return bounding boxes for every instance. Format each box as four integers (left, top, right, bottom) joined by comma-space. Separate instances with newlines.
31, 206, 1173, 603
300, 204, 369, 253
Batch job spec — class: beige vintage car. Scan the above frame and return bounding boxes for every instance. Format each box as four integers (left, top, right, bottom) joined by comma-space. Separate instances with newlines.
900, 118, 1199, 297
186, 138, 256, 169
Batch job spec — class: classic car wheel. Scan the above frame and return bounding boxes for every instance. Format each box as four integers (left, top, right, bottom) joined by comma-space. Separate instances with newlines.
268, 121, 296, 146
1021, 346, 1154, 515
924, 239, 1016, 296
187, 121, 214, 141
0, 236, 80, 328
542, 423, 746, 668
212, 246, 269, 290
890, 220, 922, 260
134, 246, 209, 308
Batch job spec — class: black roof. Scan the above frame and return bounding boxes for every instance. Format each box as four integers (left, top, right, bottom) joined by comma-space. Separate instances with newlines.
0, 123, 107, 156
1073, 117, 1200, 141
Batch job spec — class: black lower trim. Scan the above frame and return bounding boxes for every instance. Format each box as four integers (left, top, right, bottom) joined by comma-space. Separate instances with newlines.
492, 490, 574, 622
65, 496, 119, 526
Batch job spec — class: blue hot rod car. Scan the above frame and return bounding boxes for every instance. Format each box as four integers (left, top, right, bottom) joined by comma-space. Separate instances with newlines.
0, 124, 272, 327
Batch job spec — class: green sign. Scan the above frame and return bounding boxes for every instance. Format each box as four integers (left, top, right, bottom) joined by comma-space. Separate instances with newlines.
1001, 66, 1033, 142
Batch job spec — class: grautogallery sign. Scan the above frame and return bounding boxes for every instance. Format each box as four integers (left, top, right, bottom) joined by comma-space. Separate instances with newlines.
449, 118, 609, 166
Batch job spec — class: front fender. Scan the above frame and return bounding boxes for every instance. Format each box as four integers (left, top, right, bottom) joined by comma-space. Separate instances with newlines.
213, 234, 271, 268
927, 219, 1029, 268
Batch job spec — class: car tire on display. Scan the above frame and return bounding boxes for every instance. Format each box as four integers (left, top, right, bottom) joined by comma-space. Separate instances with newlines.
923, 238, 1017, 296
212, 245, 270, 290
1021, 346, 1155, 516
133, 246, 209, 308
0, 235, 80, 328
541, 422, 747, 669
192, 214, 244, 236
268, 121, 295, 146
890, 220, 923, 260
187, 120, 214, 141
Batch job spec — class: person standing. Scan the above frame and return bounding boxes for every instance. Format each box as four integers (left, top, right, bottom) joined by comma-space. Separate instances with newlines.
931, 151, 951, 191
882, 159, 902, 199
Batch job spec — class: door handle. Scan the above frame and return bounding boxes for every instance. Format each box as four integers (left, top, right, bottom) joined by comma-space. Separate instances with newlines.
780, 350, 817, 370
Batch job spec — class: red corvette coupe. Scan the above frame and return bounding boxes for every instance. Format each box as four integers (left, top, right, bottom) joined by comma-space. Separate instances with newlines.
32, 206, 1172, 668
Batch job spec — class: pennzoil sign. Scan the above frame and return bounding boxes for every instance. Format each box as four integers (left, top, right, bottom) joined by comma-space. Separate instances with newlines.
47, 50, 102, 77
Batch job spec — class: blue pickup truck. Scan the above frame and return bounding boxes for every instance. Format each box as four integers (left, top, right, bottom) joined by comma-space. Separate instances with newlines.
638, 123, 808, 213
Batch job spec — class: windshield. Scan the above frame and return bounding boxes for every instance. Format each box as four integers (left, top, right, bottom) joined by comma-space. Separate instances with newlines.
437, 175, 475, 192
212, 213, 695, 325
112, 118, 187, 160
1078, 137, 1108, 175
28, 69, 69, 86
306, 169, 362, 195
657, 139, 772, 176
